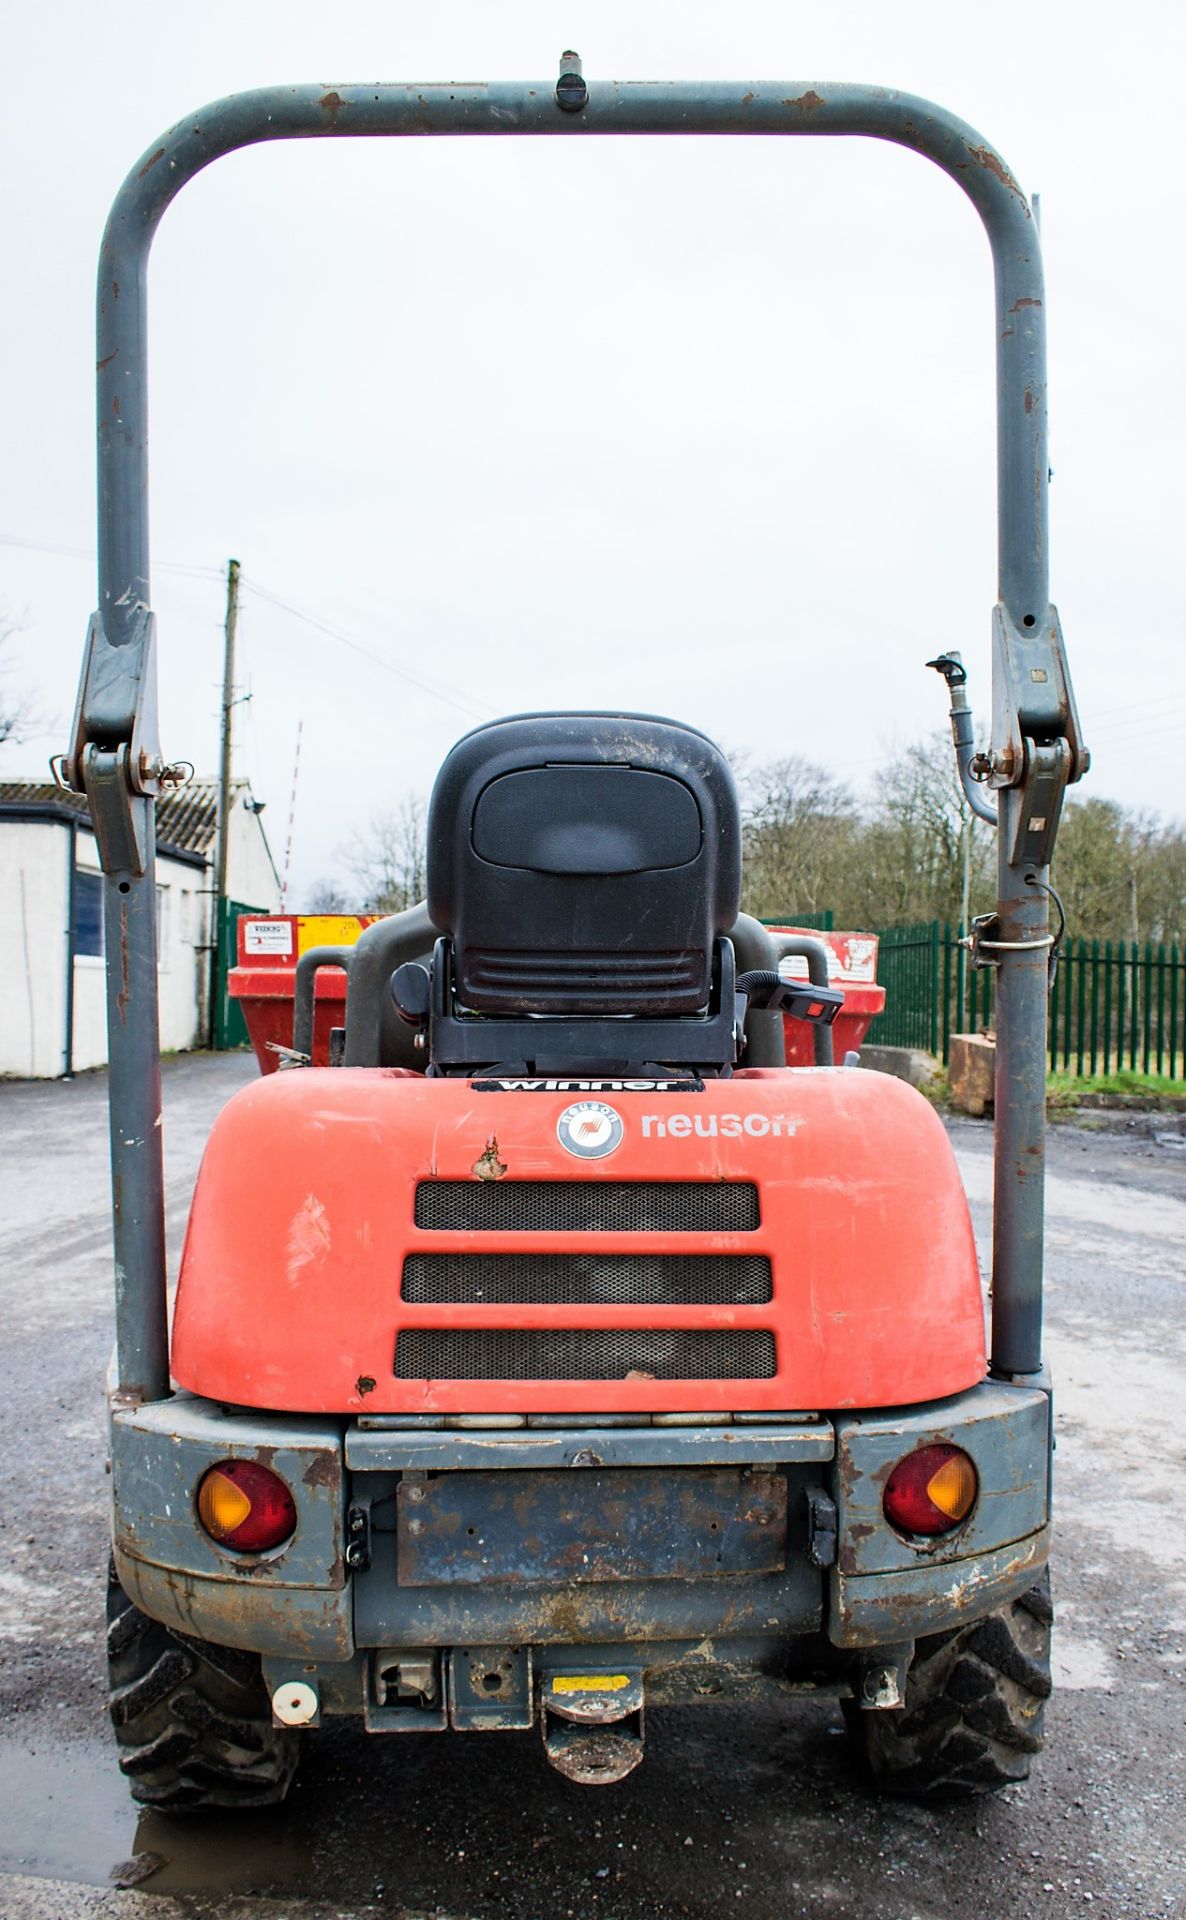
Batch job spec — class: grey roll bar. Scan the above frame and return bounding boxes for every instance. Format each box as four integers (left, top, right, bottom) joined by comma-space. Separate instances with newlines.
765, 933, 836, 1067
65, 60, 1085, 1403
729, 914, 788, 1069
292, 946, 353, 1062
342, 903, 437, 1068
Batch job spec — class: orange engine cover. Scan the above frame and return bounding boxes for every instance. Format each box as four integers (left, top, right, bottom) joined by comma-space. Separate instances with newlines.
171, 1068, 985, 1416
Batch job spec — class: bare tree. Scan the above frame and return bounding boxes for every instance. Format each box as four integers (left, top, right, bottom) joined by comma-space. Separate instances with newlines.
1053, 797, 1186, 946
304, 878, 350, 913
855, 734, 993, 930
340, 794, 428, 914
0, 624, 40, 749
739, 756, 859, 920
739, 732, 1186, 942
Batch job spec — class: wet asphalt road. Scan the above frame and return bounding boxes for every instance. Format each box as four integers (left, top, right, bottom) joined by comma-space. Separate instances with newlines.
0, 1054, 1184, 1920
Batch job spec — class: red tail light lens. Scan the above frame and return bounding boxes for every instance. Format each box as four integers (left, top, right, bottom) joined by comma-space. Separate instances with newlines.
883, 1443, 978, 1537
197, 1459, 296, 1553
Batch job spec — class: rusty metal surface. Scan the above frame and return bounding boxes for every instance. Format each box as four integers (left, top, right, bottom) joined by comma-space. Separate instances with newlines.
264, 1626, 851, 1723
446, 1645, 534, 1730
543, 1715, 645, 1785
831, 1379, 1050, 1578
544, 1667, 645, 1724
354, 1464, 823, 1649
827, 1378, 1051, 1649
345, 1420, 833, 1471
115, 1549, 353, 1662
829, 1528, 1048, 1649
395, 1467, 787, 1587
362, 1652, 448, 1733
109, 1393, 350, 1661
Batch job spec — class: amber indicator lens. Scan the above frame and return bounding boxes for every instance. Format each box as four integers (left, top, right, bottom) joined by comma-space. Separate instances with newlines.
197, 1459, 296, 1553
882, 1443, 978, 1537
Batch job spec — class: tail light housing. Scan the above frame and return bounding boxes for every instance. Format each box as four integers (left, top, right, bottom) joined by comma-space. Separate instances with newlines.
883, 1443, 978, 1538
197, 1459, 297, 1553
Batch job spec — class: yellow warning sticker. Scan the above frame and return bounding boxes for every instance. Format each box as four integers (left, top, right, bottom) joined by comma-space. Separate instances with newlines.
551, 1674, 631, 1696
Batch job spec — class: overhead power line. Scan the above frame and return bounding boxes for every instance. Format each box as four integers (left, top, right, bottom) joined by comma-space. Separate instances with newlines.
0, 531, 223, 582
0, 530, 494, 724
239, 575, 492, 724
1085, 703, 1186, 742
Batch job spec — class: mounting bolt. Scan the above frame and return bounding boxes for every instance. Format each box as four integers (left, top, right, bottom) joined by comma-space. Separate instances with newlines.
344, 1503, 372, 1572
556, 50, 588, 113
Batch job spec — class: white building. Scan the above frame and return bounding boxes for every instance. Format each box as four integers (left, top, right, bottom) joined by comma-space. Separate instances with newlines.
0, 779, 279, 1079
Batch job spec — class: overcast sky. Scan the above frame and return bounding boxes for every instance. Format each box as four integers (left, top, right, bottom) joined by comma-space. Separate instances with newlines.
2, 2, 1182, 906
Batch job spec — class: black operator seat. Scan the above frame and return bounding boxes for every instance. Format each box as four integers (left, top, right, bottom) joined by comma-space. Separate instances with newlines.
426, 712, 742, 1019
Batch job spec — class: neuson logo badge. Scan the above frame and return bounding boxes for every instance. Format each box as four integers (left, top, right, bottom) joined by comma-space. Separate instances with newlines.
556, 1100, 625, 1160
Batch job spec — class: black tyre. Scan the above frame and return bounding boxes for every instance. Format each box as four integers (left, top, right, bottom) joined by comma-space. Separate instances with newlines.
844, 1571, 1053, 1798
106, 1560, 300, 1809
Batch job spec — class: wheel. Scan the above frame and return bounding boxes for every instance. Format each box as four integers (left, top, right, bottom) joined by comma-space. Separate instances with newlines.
106, 1560, 300, 1809
844, 1571, 1052, 1798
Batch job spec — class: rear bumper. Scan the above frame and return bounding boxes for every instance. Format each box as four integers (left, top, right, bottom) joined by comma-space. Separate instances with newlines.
110, 1379, 1050, 1676
830, 1379, 1051, 1646
110, 1396, 353, 1659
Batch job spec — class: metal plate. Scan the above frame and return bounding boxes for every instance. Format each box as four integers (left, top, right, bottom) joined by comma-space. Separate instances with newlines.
396, 1467, 786, 1587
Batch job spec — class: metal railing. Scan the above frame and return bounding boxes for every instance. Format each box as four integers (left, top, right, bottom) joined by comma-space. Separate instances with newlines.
865, 922, 1185, 1079
1049, 939, 1184, 1079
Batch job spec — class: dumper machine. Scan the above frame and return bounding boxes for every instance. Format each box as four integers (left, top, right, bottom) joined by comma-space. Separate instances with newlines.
60, 55, 1086, 1804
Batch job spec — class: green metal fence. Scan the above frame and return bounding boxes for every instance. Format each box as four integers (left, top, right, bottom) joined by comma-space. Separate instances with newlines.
862, 923, 943, 1054
1048, 938, 1184, 1078
213, 898, 270, 1050
863, 923, 1184, 1078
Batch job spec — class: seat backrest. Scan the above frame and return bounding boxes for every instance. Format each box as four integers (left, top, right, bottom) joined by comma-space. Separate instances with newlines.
427, 712, 741, 1017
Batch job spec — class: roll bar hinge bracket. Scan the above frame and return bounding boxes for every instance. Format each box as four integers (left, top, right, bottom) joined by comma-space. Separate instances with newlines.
52, 609, 190, 877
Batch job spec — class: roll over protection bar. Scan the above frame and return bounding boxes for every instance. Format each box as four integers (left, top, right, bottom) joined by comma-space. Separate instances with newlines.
64, 57, 1085, 1402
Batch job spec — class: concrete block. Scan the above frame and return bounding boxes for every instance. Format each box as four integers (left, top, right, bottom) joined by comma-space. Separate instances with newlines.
857, 1045, 940, 1090
948, 1033, 996, 1117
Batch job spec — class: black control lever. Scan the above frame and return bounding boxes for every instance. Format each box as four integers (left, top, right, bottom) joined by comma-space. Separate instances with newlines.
736, 968, 844, 1027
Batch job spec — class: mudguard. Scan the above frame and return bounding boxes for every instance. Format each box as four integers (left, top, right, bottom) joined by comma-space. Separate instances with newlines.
171, 1067, 984, 1416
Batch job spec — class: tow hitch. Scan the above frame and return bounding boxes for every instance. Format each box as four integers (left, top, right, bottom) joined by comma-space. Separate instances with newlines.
542, 1671, 646, 1785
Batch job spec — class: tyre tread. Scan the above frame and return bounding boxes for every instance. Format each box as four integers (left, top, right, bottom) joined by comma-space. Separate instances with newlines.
847, 1571, 1052, 1800
105, 1561, 299, 1810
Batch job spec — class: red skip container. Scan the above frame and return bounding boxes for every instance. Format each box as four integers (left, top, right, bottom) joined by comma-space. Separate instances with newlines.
229, 915, 378, 1072
765, 926, 886, 1067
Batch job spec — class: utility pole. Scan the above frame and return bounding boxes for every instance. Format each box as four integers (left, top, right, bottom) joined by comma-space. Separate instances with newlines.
209, 557, 240, 1048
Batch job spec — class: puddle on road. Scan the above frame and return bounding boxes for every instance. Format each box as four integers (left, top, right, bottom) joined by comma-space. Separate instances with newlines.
0, 1735, 312, 1895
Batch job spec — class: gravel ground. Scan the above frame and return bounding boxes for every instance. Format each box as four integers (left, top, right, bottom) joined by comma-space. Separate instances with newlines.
0, 1055, 1183, 1920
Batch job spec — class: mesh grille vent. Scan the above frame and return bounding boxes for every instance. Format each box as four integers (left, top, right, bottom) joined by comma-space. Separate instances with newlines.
402, 1252, 772, 1307
414, 1180, 759, 1234
394, 1329, 776, 1382
464, 948, 701, 1011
